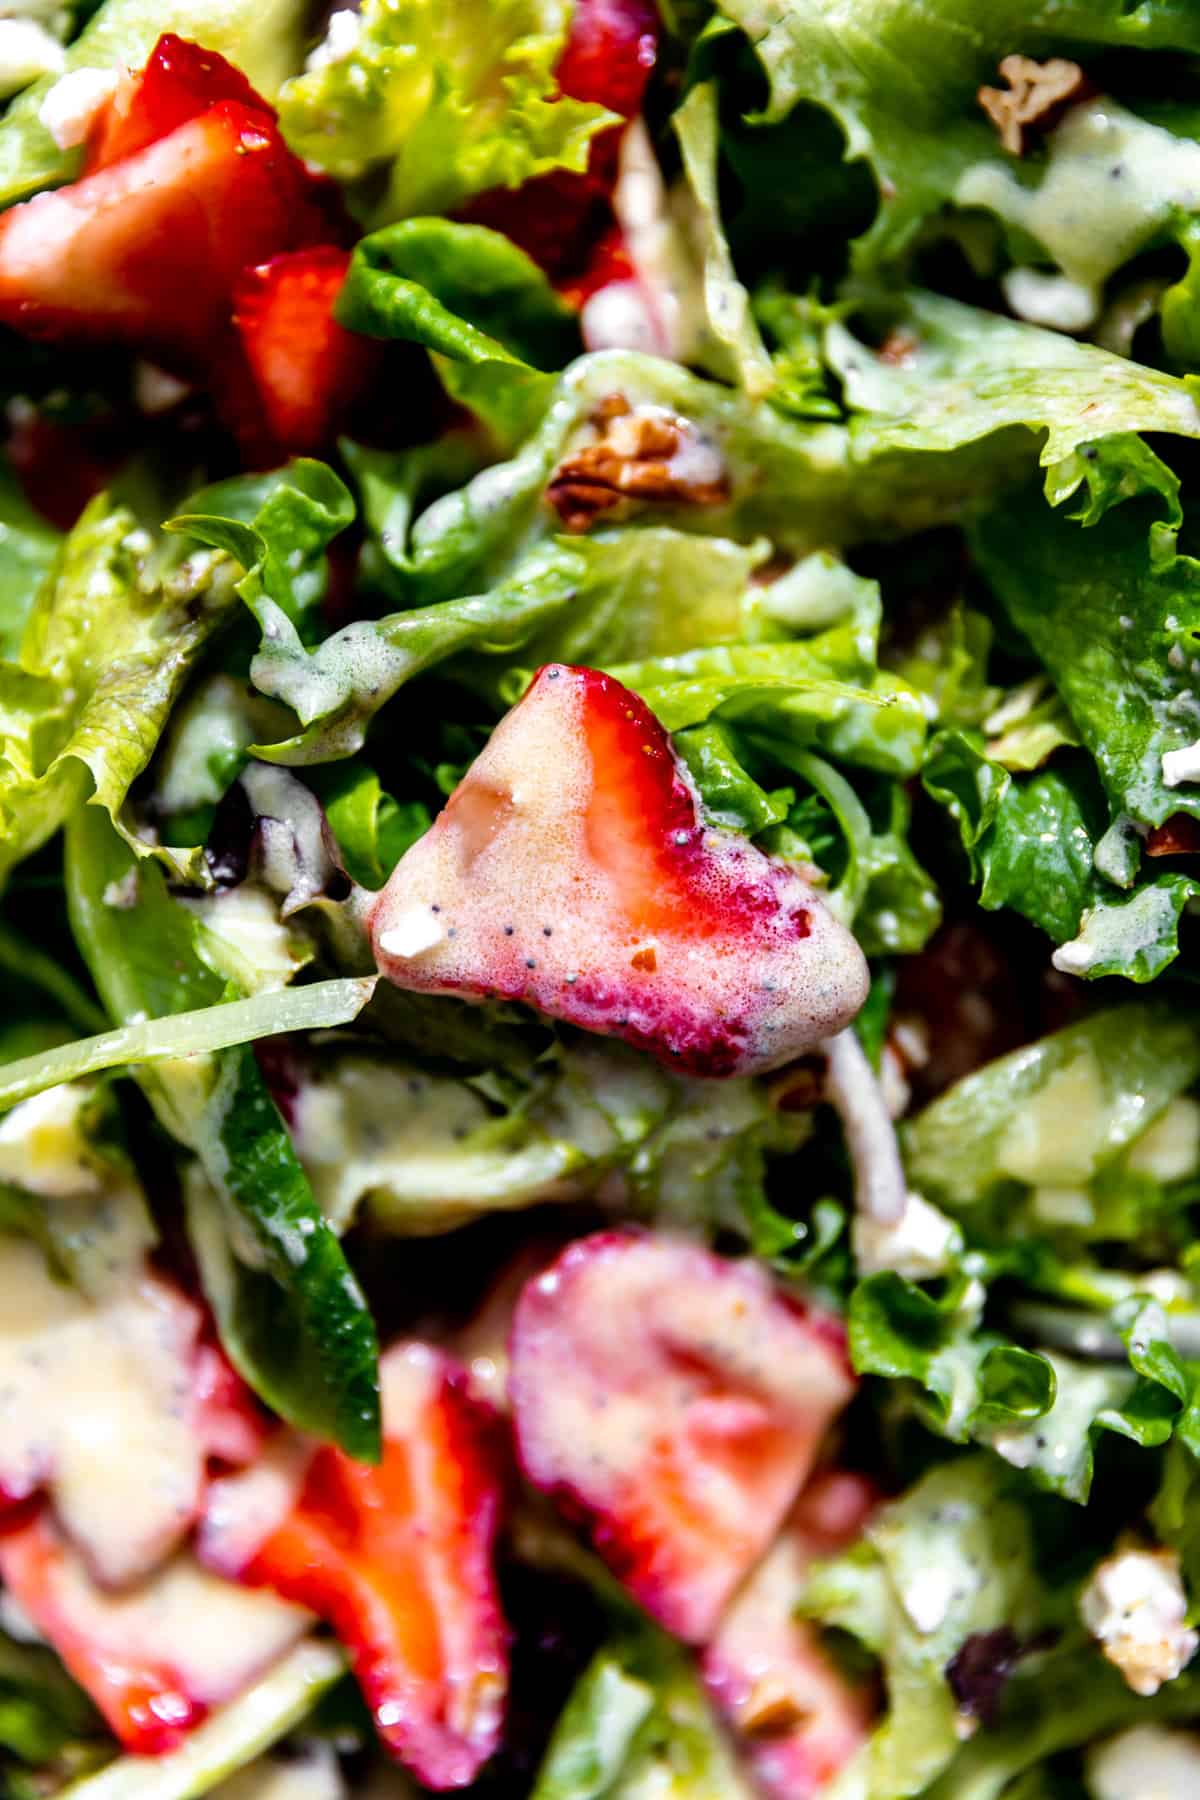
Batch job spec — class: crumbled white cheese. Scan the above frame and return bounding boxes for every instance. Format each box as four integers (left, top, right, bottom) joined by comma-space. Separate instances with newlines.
132, 360, 192, 415
852, 1190, 961, 1279
1080, 1546, 1198, 1696
0, 1085, 101, 1199
1051, 935, 1100, 976
37, 65, 118, 149
1030, 1185, 1095, 1227
304, 7, 362, 72
0, 17, 63, 98
1162, 741, 1200, 788
902, 1562, 958, 1635
1087, 1724, 1200, 1800
377, 905, 446, 960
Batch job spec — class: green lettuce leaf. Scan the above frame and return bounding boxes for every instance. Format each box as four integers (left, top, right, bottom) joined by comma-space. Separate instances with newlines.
337, 219, 580, 448
0, 0, 311, 206
0, 494, 240, 891
276, 0, 614, 223
0, 460, 59, 660
58, 1641, 345, 1800
903, 1005, 1200, 1216
970, 480, 1200, 830
710, 0, 1200, 267
0, 1630, 103, 1786
805, 1456, 1055, 1798
672, 82, 775, 397
827, 289, 1200, 509
533, 1622, 755, 1799
64, 806, 381, 1459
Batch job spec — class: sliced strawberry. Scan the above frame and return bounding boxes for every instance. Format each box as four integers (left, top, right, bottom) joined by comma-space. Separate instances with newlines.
369, 664, 867, 1078
0, 1509, 310, 1755
84, 33, 272, 172
508, 1230, 857, 1643
222, 246, 379, 460
190, 1334, 270, 1471
0, 102, 318, 367
200, 1344, 509, 1791
557, 0, 659, 123
702, 1471, 878, 1798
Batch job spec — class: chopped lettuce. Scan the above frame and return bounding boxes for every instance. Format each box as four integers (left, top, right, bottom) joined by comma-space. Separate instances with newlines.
276, 0, 614, 223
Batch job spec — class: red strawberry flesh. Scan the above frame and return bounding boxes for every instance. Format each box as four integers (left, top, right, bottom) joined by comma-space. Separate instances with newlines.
370, 664, 868, 1078
199, 1344, 509, 1791
508, 1230, 857, 1642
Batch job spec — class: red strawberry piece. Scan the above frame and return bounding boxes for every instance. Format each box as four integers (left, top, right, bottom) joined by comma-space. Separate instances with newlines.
508, 1230, 857, 1642
0, 102, 319, 368
199, 1343, 510, 1791
369, 664, 868, 1079
702, 1470, 878, 1797
84, 33, 272, 172
190, 1335, 270, 1470
557, 0, 658, 121
222, 246, 379, 460
0, 1508, 309, 1755
1147, 814, 1200, 856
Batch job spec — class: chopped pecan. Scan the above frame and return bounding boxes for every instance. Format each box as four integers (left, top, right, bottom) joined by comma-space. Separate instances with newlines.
978, 54, 1090, 157
547, 394, 729, 533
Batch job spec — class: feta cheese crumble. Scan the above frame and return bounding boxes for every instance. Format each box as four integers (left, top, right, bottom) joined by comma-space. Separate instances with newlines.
1087, 1724, 1200, 1799
1162, 740, 1200, 788
38, 65, 118, 150
1080, 1545, 1198, 1696
852, 1190, 961, 1279
0, 17, 63, 99
378, 905, 446, 960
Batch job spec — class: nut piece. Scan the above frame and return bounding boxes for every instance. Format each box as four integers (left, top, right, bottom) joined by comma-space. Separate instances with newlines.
547, 394, 729, 532
978, 54, 1089, 156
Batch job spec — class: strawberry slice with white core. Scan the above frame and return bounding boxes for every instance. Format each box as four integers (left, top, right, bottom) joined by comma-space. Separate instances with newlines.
200, 1343, 509, 1791
370, 665, 868, 1078
0, 1509, 310, 1756
83, 32, 273, 172
509, 1230, 857, 1642
702, 1470, 878, 1798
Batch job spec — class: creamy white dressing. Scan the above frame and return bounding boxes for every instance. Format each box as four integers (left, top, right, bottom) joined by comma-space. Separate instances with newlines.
957, 100, 1200, 326
199, 1434, 314, 1580
181, 885, 304, 996
0, 1233, 205, 1586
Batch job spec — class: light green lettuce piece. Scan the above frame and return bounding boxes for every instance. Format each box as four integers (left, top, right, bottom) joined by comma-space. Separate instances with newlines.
808, 1458, 1051, 1799
60, 1642, 345, 1800
0, 978, 374, 1115
533, 1624, 756, 1799
903, 1005, 1200, 1213
827, 289, 1200, 506
0, 494, 240, 891
0, 0, 310, 206
672, 83, 775, 397
277, 0, 614, 224
0, 459, 60, 660
710, 0, 1200, 267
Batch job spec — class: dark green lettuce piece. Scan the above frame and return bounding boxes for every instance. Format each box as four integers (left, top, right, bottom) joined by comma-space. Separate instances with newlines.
0, 460, 59, 660
64, 806, 381, 1459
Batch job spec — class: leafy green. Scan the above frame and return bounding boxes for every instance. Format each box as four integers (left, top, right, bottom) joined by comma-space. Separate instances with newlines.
711, 0, 1200, 266
804, 1457, 1055, 1797
338, 219, 580, 446
0, 0, 311, 206
276, 0, 614, 223
828, 289, 1200, 507
0, 494, 240, 891
65, 807, 381, 1459
307, 762, 431, 891
0, 460, 59, 660
0, 1630, 102, 1779
903, 1005, 1200, 1214
533, 1623, 755, 1799
58, 1642, 345, 1800
970, 481, 1200, 830
672, 83, 775, 397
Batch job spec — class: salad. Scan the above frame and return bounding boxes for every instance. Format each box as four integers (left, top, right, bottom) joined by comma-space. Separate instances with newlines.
9, 0, 1200, 1796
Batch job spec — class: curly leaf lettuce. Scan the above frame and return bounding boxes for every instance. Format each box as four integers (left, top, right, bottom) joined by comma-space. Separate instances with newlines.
0, 495, 240, 892
277, 0, 615, 223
